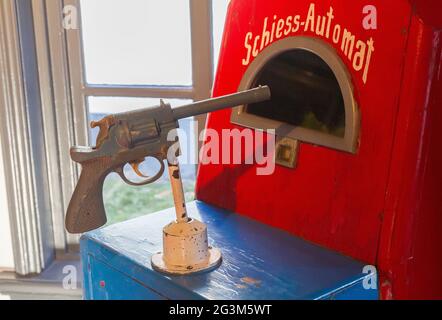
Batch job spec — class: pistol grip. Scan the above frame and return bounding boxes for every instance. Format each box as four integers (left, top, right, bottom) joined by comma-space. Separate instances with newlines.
65, 157, 112, 233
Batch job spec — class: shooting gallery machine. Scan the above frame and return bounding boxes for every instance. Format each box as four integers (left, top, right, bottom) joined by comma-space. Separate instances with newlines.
71, 0, 442, 300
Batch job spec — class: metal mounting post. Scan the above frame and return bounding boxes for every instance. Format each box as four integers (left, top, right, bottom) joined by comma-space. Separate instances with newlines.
151, 158, 222, 275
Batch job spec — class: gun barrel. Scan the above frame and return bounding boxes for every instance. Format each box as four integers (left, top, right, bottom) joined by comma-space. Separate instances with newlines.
172, 86, 271, 120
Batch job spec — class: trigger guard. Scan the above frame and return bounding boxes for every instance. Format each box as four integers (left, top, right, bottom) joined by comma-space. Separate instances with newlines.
116, 157, 165, 186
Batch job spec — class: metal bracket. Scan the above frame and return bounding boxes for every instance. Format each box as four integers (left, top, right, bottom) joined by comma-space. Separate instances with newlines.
275, 137, 299, 169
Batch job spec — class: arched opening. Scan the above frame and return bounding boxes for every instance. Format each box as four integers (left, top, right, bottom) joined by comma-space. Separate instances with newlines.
231, 37, 360, 155
246, 49, 346, 138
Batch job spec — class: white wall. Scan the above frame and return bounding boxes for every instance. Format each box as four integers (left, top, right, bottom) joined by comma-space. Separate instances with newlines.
0, 137, 14, 270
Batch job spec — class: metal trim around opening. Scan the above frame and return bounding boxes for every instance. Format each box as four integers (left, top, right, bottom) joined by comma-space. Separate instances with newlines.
231, 36, 360, 154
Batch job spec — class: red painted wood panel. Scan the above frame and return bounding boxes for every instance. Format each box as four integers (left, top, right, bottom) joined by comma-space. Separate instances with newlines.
378, 16, 442, 299
409, 0, 442, 28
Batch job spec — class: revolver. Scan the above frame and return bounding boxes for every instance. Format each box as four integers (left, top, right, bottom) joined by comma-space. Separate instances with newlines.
65, 86, 271, 233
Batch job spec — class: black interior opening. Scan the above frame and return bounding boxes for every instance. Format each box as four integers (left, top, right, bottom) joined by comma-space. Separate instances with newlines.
246, 49, 346, 137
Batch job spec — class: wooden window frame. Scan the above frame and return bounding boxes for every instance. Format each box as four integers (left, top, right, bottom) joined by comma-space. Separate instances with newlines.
0, 0, 216, 275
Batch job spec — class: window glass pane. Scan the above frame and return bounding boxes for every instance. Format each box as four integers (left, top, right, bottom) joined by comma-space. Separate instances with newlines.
80, 0, 192, 85
246, 49, 346, 137
87, 97, 196, 226
212, 0, 230, 71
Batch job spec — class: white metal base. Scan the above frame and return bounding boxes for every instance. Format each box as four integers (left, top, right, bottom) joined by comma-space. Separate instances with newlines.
152, 247, 222, 275
151, 218, 222, 275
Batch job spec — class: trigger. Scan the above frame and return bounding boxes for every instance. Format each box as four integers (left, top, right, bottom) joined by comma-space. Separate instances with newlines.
130, 159, 148, 178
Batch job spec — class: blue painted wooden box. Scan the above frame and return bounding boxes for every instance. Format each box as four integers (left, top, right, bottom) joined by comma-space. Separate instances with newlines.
80, 201, 379, 300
